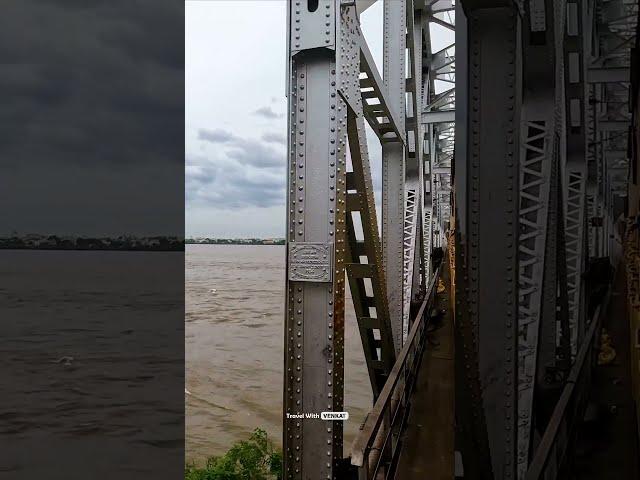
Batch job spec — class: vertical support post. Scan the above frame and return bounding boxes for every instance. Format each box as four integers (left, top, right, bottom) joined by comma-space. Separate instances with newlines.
454, 5, 490, 477
516, 0, 560, 475
456, 1, 520, 478
420, 0, 456, 298
563, 0, 589, 355
283, 2, 346, 478
423, 122, 434, 280
382, 0, 407, 353
406, 4, 424, 318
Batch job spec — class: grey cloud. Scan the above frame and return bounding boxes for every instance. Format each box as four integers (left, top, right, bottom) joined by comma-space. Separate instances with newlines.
261, 132, 286, 145
1, 0, 183, 236
186, 154, 285, 210
226, 139, 283, 168
198, 129, 285, 169
253, 106, 283, 119
0, 1, 183, 168
198, 128, 235, 143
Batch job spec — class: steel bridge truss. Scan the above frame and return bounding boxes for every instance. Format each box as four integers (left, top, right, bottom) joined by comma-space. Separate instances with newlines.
455, 0, 637, 480
283, 0, 453, 478
282, 0, 637, 479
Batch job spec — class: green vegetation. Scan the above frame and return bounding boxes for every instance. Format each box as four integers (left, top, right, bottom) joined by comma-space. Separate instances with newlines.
185, 428, 282, 480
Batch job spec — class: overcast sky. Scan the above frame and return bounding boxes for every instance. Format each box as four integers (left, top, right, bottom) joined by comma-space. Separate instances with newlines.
185, 1, 453, 238
185, 1, 385, 238
2, 0, 183, 237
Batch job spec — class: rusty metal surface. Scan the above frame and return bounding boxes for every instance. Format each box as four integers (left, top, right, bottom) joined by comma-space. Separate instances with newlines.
350, 263, 441, 478
395, 263, 455, 480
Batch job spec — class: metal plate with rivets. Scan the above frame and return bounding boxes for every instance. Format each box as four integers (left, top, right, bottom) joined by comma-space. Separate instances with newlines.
288, 242, 333, 282
290, 0, 335, 54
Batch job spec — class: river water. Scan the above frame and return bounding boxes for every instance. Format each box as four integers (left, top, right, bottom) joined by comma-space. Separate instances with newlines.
185, 244, 371, 464
2, 250, 184, 479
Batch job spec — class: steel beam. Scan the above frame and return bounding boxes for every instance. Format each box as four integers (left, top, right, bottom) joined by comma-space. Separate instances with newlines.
338, 0, 398, 403
422, 110, 456, 124
359, 35, 406, 144
563, 0, 590, 356
421, 0, 455, 284
515, 0, 564, 475
587, 66, 630, 83
283, 3, 346, 478
344, 107, 397, 398
598, 119, 631, 131
382, 0, 406, 353
456, 2, 520, 478
402, 3, 424, 337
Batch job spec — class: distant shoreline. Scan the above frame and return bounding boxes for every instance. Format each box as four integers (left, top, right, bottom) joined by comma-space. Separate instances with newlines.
187, 243, 283, 246
186, 239, 285, 246
0, 237, 284, 251
0, 246, 183, 252
0, 235, 183, 252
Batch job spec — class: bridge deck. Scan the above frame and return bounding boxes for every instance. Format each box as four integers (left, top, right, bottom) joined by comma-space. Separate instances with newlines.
574, 266, 639, 478
395, 264, 455, 479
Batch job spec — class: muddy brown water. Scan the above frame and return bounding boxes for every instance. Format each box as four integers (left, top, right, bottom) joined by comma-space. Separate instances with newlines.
186, 244, 371, 464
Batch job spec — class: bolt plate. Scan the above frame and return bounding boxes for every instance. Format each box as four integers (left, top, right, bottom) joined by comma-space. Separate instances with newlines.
289, 242, 333, 283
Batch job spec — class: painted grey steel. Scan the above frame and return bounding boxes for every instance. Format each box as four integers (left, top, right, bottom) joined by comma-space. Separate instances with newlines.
290, 0, 336, 53
283, 3, 347, 478
587, 0, 636, 264
422, 110, 455, 124
381, 0, 407, 354
563, 0, 592, 356
515, 0, 562, 475
340, 3, 397, 399
289, 242, 334, 282
453, 4, 494, 477
587, 66, 630, 82
598, 120, 632, 131
421, 0, 456, 288
359, 36, 406, 144
351, 265, 443, 480
403, 4, 425, 338
456, 2, 520, 479
281, 0, 636, 477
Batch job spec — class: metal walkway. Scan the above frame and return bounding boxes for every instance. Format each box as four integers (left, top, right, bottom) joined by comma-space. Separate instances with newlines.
573, 266, 639, 479
395, 263, 455, 479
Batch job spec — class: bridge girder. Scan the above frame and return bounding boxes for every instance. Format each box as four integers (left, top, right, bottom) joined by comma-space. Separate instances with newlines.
282, 0, 637, 478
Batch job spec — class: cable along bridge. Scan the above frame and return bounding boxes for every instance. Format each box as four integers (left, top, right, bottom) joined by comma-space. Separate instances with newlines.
282, 0, 640, 479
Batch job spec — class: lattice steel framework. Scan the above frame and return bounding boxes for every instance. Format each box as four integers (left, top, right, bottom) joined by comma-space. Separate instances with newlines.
455, 0, 636, 479
282, 1, 451, 478
282, 0, 636, 478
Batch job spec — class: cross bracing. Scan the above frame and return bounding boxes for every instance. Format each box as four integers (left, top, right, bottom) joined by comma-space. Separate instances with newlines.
282, 1, 638, 479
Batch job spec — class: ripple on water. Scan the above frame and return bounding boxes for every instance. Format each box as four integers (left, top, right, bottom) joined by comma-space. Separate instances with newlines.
186, 245, 370, 463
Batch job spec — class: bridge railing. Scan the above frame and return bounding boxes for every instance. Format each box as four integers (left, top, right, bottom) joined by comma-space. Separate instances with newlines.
350, 262, 443, 480
525, 288, 611, 480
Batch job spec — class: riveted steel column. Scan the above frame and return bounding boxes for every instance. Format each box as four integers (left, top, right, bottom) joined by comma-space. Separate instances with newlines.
382, 0, 406, 353
563, 0, 589, 355
283, 2, 347, 479
423, 120, 434, 280
586, 79, 599, 259
405, 4, 424, 320
457, 1, 520, 479
454, 5, 493, 478
421, 0, 456, 286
